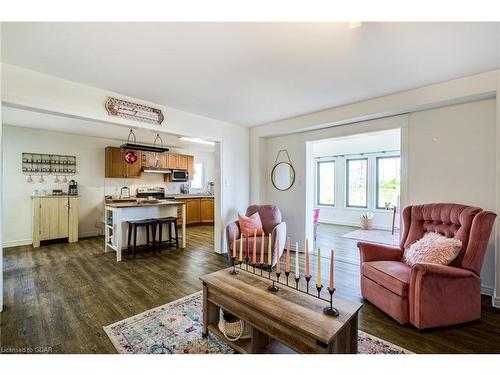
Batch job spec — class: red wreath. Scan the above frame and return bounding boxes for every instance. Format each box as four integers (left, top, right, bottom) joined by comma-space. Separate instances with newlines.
124, 151, 138, 164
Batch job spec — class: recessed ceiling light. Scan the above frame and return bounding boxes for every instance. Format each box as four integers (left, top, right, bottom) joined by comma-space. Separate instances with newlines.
179, 136, 215, 145
348, 22, 362, 30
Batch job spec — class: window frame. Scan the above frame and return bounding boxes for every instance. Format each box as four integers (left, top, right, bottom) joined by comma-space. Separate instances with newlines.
375, 155, 400, 210
345, 157, 368, 208
316, 160, 336, 207
191, 162, 204, 189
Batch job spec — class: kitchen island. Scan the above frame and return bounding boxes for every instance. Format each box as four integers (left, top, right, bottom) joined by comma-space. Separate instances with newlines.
104, 200, 186, 261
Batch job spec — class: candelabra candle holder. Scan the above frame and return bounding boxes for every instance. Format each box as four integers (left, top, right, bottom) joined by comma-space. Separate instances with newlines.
294, 276, 300, 290
245, 256, 249, 271
231, 265, 339, 318
323, 288, 339, 316
268, 272, 281, 293
238, 259, 243, 269
316, 284, 323, 299
259, 263, 264, 276
252, 262, 257, 274
305, 275, 311, 294
229, 256, 238, 275
268, 265, 272, 279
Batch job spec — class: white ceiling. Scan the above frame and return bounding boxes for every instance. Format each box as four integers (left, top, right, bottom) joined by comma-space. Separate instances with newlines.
1, 106, 215, 152
2, 22, 499, 127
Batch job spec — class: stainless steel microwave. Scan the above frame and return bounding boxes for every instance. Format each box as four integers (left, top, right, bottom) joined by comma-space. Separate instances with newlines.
171, 169, 189, 181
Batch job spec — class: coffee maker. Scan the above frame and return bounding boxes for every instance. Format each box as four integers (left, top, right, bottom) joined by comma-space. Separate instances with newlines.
68, 180, 78, 195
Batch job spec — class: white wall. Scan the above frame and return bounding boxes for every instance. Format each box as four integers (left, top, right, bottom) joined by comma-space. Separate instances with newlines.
257, 99, 497, 294
262, 115, 406, 250
313, 129, 400, 229
1, 64, 249, 253
407, 99, 497, 293
2, 125, 217, 246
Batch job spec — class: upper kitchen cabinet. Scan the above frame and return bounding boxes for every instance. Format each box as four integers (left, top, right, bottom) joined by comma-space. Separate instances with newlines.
105, 147, 142, 178
177, 154, 188, 170
164, 153, 188, 170
187, 155, 194, 180
142, 151, 168, 169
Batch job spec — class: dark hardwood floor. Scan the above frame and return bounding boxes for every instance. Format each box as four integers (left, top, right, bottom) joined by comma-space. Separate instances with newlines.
1, 223, 500, 353
315, 223, 500, 354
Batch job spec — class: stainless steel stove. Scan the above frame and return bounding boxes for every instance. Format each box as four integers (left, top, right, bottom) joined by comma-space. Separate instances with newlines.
136, 187, 166, 200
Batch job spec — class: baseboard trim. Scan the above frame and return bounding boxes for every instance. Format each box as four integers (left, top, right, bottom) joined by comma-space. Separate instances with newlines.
318, 218, 399, 231
493, 297, 500, 309
481, 285, 494, 296
2, 239, 32, 248
3, 231, 101, 248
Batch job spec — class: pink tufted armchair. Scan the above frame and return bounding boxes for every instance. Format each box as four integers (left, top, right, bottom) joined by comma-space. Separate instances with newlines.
358, 203, 496, 329
225, 205, 286, 267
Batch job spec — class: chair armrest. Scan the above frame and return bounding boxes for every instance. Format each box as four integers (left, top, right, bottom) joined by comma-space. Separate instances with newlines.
225, 221, 240, 254
271, 221, 287, 259
409, 262, 481, 329
357, 241, 403, 263
411, 262, 477, 278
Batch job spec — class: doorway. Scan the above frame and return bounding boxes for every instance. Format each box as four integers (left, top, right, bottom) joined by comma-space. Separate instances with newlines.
307, 128, 403, 297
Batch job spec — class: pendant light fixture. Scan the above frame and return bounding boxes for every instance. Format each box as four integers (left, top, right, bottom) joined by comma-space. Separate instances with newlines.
120, 129, 170, 153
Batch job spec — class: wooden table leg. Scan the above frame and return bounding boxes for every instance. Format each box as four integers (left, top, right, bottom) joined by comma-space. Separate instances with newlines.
327, 313, 358, 354
250, 326, 270, 353
202, 283, 218, 338
349, 314, 358, 354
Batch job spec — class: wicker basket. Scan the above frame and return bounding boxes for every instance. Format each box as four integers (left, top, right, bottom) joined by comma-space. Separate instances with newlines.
218, 309, 251, 341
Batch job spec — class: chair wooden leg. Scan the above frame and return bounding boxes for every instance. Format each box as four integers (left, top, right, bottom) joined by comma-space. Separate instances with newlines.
167, 221, 171, 246
146, 225, 150, 251
174, 221, 179, 249
158, 223, 163, 254
133, 225, 137, 259
127, 223, 132, 255
152, 223, 157, 254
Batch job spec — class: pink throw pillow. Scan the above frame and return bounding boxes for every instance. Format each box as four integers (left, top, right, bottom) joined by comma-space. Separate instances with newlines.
403, 232, 462, 266
238, 212, 264, 237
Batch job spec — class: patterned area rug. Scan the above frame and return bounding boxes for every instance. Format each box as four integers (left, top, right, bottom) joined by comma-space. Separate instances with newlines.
103, 292, 412, 354
342, 228, 400, 247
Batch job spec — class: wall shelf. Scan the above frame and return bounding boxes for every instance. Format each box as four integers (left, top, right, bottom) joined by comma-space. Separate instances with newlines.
22, 152, 77, 175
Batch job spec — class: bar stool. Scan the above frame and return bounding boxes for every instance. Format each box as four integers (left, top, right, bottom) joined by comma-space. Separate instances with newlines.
126, 219, 157, 259
155, 217, 179, 252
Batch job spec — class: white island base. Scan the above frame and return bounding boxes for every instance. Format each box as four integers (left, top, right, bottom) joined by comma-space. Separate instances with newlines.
104, 201, 186, 261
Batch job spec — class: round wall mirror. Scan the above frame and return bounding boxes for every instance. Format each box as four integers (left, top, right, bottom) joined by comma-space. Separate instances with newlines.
271, 162, 295, 191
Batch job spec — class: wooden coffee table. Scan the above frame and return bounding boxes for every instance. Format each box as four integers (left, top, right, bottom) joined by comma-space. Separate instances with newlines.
200, 268, 362, 354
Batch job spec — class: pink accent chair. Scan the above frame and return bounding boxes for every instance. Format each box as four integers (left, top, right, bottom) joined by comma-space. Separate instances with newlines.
358, 203, 496, 329
225, 205, 286, 267
313, 208, 320, 243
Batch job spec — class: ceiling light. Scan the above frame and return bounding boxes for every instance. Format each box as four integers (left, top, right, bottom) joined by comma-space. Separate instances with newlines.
179, 137, 215, 145
348, 22, 362, 30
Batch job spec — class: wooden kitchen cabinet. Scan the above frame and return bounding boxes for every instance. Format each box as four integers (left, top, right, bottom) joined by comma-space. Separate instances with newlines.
176, 197, 214, 226
142, 151, 168, 169
200, 198, 214, 223
177, 154, 188, 170
32, 196, 79, 248
165, 153, 189, 170
185, 199, 201, 224
105, 147, 142, 178
187, 155, 194, 180
167, 153, 180, 169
